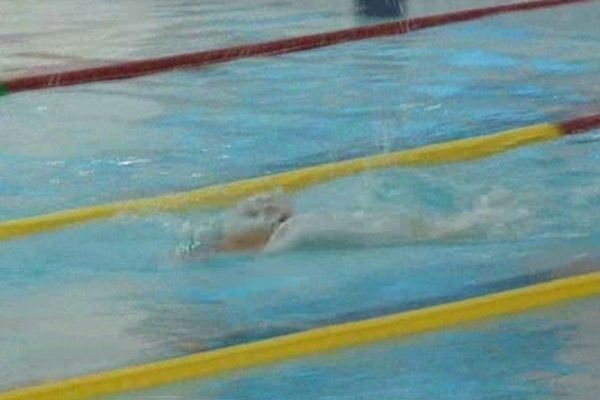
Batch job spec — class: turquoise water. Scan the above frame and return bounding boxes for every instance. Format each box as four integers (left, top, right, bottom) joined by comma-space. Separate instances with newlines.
112, 297, 600, 400
1, 0, 600, 397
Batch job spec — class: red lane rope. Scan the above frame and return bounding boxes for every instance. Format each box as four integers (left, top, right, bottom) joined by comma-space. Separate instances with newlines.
560, 113, 600, 135
2, 0, 591, 94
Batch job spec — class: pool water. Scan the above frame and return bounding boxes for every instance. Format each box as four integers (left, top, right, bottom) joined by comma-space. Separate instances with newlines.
1, 0, 599, 397
112, 297, 600, 400
0, 0, 531, 78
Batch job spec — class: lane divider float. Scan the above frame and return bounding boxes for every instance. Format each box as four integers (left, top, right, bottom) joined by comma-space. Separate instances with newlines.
1, 113, 599, 242
0, 0, 591, 96
2, 270, 600, 400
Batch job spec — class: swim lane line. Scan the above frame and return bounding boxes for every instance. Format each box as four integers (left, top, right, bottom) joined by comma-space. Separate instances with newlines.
2, 270, 600, 400
0, 113, 599, 242
0, 0, 591, 96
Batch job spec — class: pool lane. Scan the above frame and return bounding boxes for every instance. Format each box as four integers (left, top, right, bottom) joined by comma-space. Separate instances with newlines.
110, 295, 600, 400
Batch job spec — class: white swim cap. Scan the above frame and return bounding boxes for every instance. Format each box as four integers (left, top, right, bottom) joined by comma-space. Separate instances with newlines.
224, 191, 293, 235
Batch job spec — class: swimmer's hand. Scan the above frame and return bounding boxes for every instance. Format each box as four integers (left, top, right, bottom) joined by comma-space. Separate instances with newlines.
174, 222, 221, 260
175, 241, 204, 257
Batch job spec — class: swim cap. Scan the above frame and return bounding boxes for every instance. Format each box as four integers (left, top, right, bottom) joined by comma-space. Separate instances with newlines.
224, 191, 293, 235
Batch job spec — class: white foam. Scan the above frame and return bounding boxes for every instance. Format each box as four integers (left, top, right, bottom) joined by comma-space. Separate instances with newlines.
264, 188, 530, 252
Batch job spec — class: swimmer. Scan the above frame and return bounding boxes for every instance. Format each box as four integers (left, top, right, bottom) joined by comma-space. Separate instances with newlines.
177, 191, 294, 257
178, 188, 525, 257
215, 191, 294, 252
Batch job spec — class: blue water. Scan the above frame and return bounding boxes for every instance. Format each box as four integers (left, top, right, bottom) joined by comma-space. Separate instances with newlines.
1, 0, 599, 397
112, 297, 600, 400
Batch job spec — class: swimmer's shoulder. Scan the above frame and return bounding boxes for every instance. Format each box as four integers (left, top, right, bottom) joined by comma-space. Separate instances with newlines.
216, 229, 272, 252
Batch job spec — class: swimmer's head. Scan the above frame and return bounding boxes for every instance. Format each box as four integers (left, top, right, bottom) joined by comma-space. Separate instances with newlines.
224, 191, 293, 235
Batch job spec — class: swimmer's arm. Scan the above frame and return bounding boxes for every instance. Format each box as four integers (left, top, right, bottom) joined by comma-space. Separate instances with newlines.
413, 213, 489, 240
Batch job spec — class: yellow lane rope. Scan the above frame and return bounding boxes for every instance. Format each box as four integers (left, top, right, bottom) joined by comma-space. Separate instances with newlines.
0, 123, 562, 241
1, 270, 599, 400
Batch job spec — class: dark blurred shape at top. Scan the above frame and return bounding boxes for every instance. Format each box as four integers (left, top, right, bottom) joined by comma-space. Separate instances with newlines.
355, 0, 409, 18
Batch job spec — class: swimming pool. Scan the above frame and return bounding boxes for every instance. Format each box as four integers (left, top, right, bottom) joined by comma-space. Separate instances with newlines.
1, 0, 599, 398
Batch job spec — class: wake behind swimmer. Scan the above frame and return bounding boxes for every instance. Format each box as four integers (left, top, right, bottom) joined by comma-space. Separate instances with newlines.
176, 189, 529, 258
